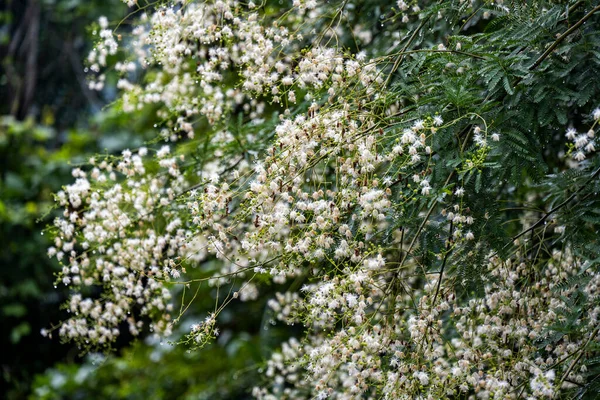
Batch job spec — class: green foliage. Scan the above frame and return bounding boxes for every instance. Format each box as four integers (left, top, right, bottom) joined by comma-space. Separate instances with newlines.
31, 336, 262, 400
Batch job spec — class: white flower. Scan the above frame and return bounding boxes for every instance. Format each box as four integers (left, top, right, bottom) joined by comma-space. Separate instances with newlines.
585, 141, 595, 152
414, 371, 429, 385
573, 151, 586, 161
157, 145, 170, 158
99, 16, 109, 29
413, 120, 425, 131
575, 135, 588, 148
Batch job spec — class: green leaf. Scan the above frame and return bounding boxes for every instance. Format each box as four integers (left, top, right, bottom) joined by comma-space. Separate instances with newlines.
3, 303, 27, 317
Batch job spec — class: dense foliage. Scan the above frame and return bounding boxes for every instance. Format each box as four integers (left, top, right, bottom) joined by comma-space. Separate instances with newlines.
43, 0, 600, 398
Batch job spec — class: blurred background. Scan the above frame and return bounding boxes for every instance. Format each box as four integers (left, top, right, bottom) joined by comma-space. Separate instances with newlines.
0, 1, 288, 398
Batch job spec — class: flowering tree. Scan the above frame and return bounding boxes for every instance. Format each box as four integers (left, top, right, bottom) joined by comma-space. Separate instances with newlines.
46, 0, 600, 398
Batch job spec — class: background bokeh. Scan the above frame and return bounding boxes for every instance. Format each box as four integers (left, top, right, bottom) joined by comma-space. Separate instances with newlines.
1, 0, 131, 397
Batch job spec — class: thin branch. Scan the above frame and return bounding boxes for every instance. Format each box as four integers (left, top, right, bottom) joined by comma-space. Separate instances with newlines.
506, 166, 600, 248
567, 1, 585, 19
529, 5, 600, 71
558, 326, 600, 388
384, 15, 431, 87
432, 220, 453, 306
391, 170, 456, 273
180, 155, 245, 195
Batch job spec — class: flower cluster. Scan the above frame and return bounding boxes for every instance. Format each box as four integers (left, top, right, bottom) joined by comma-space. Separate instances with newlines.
47, 147, 191, 342
565, 107, 599, 164
256, 249, 600, 399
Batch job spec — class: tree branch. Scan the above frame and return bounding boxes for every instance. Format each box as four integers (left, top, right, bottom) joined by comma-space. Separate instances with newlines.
529, 5, 600, 71
432, 220, 453, 306
506, 166, 600, 248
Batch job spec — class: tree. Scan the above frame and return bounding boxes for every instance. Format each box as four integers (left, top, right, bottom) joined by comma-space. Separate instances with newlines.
47, 0, 600, 398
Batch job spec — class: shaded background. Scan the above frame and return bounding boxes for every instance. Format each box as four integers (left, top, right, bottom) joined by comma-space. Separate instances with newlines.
1, 0, 129, 397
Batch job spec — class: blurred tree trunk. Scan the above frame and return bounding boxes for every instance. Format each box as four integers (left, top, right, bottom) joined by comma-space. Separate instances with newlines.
2, 0, 40, 120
